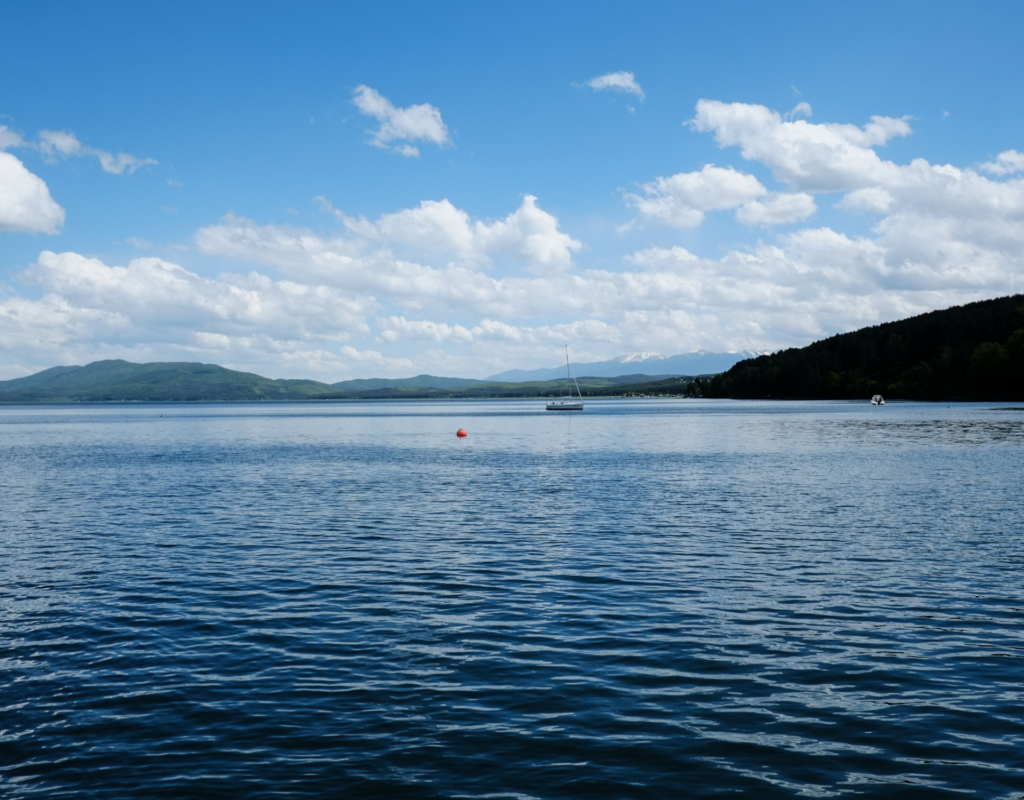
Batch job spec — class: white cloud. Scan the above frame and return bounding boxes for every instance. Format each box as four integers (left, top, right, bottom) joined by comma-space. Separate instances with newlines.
0, 249, 395, 380
96, 151, 157, 175
352, 85, 450, 156
585, 71, 645, 101
471, 195, 582, 271
0, 152, 65, 234
626, 164, 767, 228
190, 186, 1024, 378
23, 250, 373, 342
38, 129, 157, 174
979, 150, 1024, 176
625, 246, 699, 269
332, 197, 481, 259
377, 315, 622, 349
378, 316, 475, 344
783, 102, 812, 121
313, 194, 581, 272
0, 125, 26, 150
692, 99, 911, 191
667, 100, 1024, 261
836, 186, 894, 213
735, 192, 817, 227
37, 130, 82, 158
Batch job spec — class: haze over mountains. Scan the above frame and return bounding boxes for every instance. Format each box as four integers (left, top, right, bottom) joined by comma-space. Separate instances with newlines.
487, 352, 760, 382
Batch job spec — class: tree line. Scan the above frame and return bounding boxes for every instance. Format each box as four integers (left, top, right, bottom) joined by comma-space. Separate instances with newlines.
705, 294, 1024, 401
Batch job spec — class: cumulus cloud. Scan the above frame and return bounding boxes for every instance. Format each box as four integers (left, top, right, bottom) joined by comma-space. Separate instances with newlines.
675, 101, 1024, 305
626, 165, 767, 227
23, 250, 372, 340
979, 150, 1024, 176
313, 194, 581, 272
625, 246, 699, 269
193, 209, 1008, 355
352, 85, 450, 156
199, 214, 543, 318
735, 192, 817, 227
630, 99, 1024, 260
687, 102, 1024, 232
194, 201, 584, 336
474, 195, 582, 271
585, 71, 645, 101
37, 130, 157, 174
0, 152, 65, 234
692, 99, 910, 191
0, 249, 401, 380
188, 156, 1024, 378
836, 186, 894, 213
378, 316, 475, 344
377, 315, 622, 349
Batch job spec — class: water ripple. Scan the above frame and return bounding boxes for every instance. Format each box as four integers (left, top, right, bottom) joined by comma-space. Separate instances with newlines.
1, 400, 1023, 798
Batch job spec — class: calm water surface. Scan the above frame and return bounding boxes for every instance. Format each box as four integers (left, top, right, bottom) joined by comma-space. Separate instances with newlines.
1, 399, 1023, 798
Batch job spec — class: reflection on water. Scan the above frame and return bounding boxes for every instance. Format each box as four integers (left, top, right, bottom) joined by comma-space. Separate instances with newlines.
1, 399, 1023, 798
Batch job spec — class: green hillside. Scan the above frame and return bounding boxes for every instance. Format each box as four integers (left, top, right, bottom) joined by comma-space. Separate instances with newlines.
329, 372, 680, 392
707, 294, 1024, 401
0, 360, 343, 402
332, 374, 487, 391
329, 374, 704, 399
0, 360, 703, 403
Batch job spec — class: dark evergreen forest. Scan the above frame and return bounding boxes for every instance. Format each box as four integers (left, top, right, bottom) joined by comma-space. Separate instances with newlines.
707, 294, 1024, 401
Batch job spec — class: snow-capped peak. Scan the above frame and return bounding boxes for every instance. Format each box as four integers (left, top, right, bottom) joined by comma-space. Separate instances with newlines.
614, 352, 666, 364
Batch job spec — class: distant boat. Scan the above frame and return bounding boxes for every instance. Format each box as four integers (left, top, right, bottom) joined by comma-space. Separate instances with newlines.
546, 346, 584, 411
871, 394, 885, 405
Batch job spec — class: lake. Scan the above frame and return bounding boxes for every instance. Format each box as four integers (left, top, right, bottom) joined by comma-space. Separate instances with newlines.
2, 399, 1023, 798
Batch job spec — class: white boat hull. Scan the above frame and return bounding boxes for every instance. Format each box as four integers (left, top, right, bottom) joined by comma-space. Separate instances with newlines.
546, 401, 584, 411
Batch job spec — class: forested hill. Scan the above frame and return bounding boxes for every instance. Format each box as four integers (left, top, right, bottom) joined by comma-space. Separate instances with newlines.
707, 294, 1024, 401
0, 360, 707, 402
0, 360, 343, 402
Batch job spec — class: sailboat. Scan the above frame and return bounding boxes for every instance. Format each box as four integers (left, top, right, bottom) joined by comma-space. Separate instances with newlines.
546, 346, 585, 411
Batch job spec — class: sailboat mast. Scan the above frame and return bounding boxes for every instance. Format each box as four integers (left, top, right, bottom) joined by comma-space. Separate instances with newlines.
544, 345, 585, 410
566, 345, 582, 400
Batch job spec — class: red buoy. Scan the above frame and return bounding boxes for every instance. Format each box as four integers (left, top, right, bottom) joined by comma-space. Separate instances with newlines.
456, 428, 468, 437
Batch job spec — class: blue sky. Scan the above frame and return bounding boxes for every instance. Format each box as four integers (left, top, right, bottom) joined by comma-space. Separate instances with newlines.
2, 0, 1023, 379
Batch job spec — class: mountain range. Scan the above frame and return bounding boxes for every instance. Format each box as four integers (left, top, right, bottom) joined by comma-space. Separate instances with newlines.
0, 361, 698, 403
486, 351, 760, 382
0, 351, 753, 403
